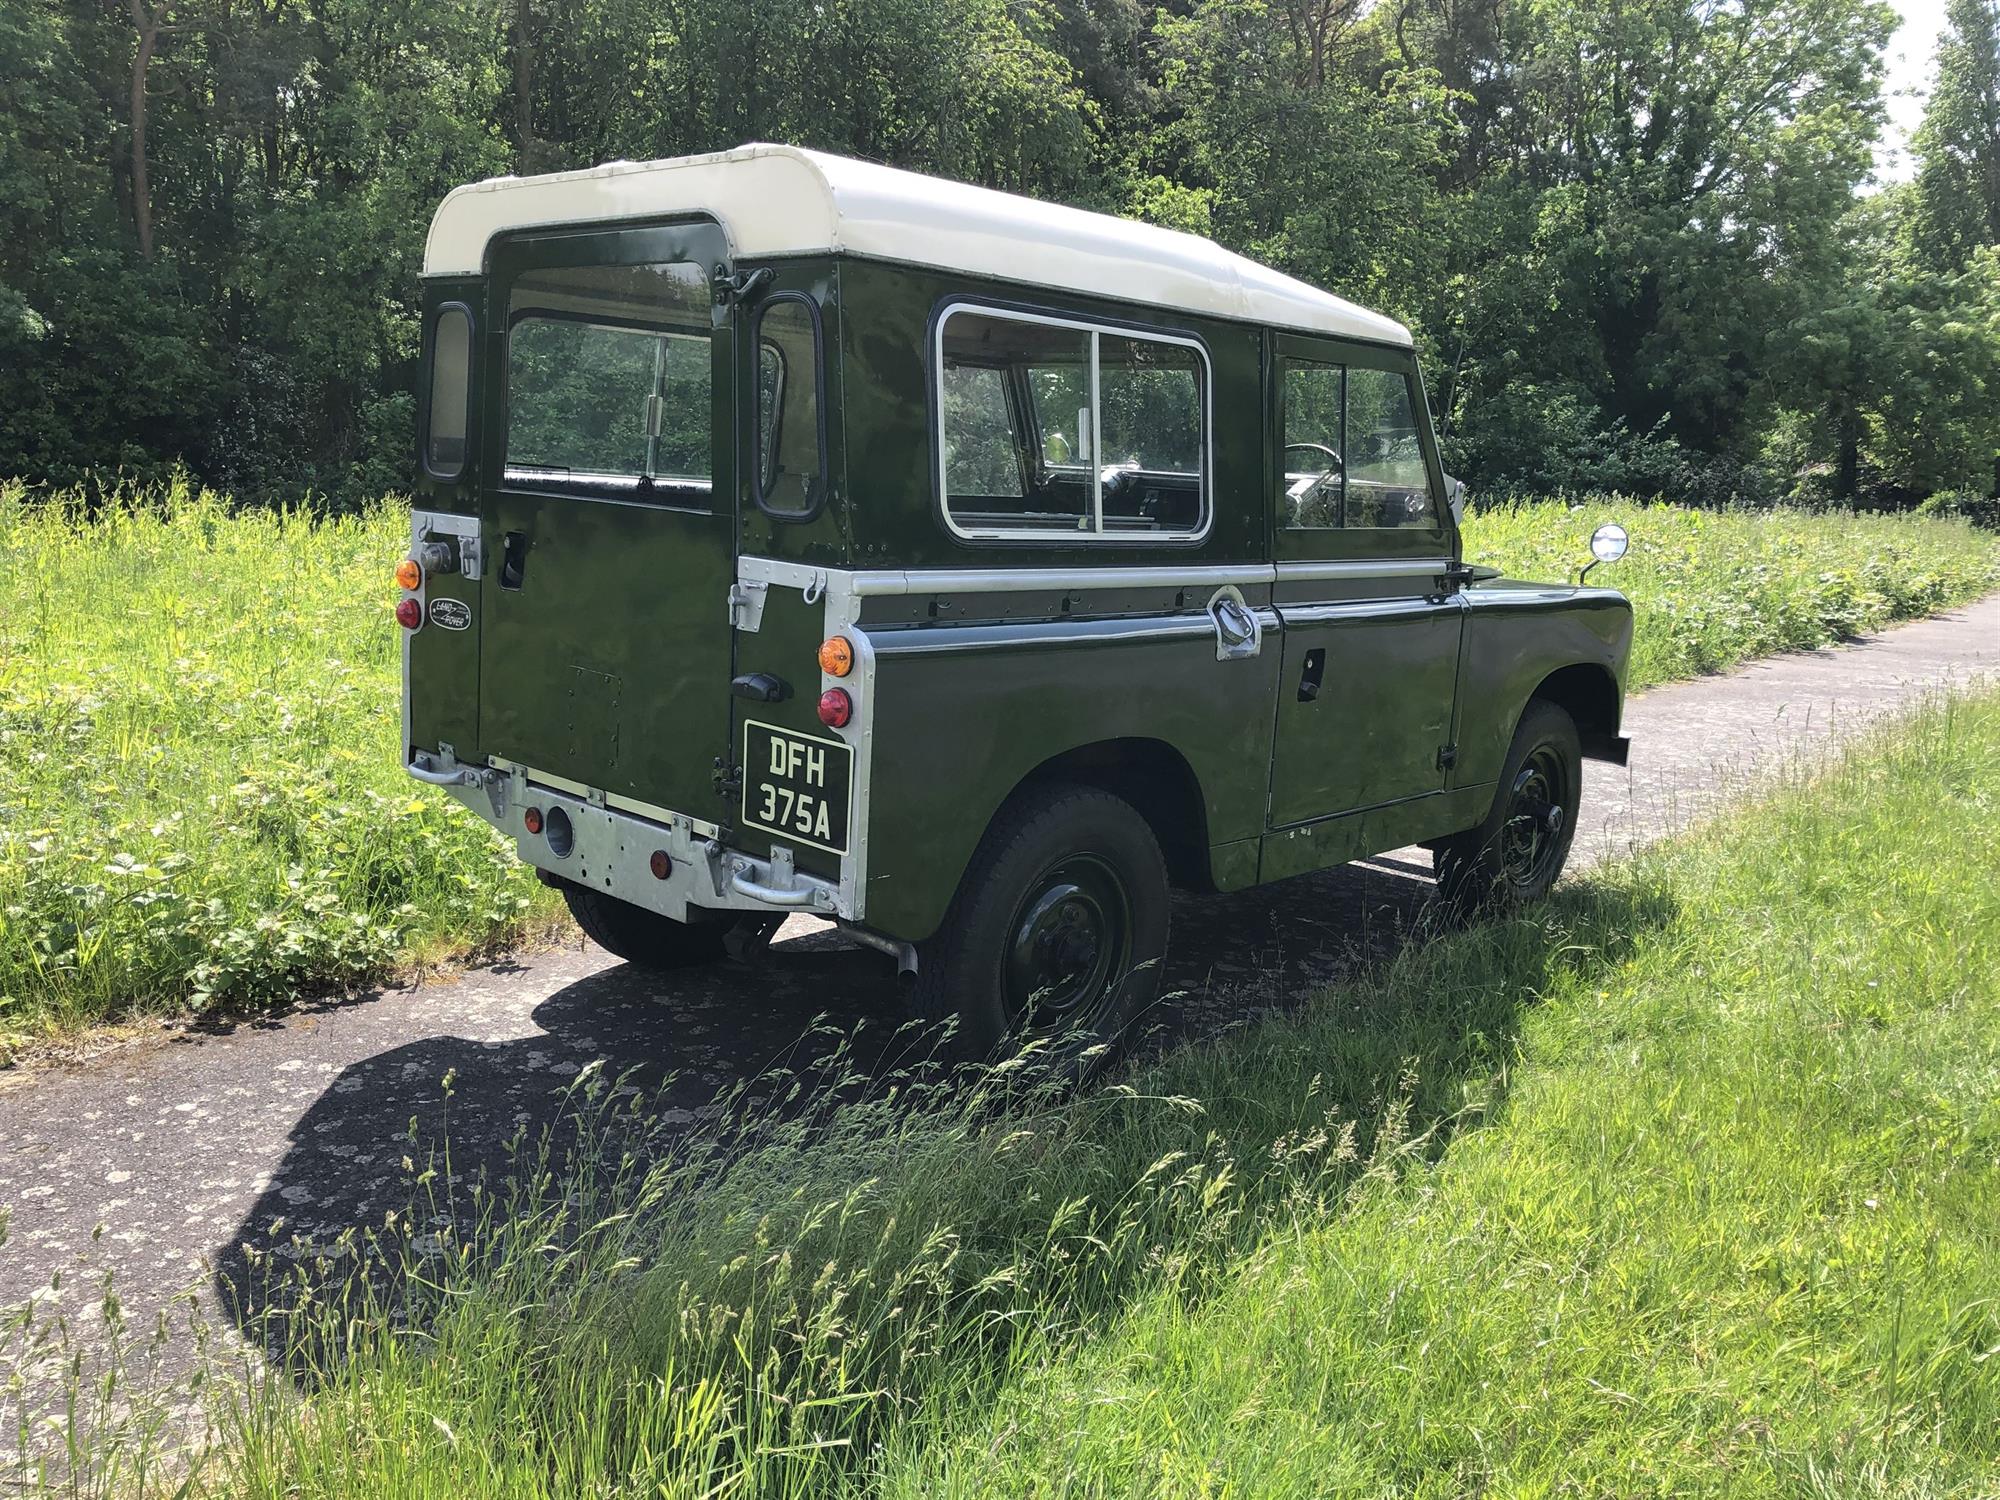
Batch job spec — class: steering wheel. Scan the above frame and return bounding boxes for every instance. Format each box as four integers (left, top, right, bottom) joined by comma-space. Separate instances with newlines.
1283, 441, 1343, 479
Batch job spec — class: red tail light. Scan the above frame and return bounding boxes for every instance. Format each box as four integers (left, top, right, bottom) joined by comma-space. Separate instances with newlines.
395, 597, 422, 629
817, 688, 853, 728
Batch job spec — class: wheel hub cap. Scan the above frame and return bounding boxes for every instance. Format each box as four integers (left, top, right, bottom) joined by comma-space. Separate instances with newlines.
1003, 855, 1132, 1034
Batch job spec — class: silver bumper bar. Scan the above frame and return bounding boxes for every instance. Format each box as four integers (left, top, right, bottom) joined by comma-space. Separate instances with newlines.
408, 753, 845, 922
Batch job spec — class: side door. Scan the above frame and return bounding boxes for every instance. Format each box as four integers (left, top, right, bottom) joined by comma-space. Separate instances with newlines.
477, 220, 737, 823
1265, 335, 1464, 828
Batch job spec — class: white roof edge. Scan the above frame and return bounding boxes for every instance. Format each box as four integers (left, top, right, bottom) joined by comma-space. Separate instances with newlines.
422, 144, 1413, 348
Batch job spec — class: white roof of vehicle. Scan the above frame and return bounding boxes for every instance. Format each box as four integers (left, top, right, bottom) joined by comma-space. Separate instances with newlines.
423, 143, 1412, 347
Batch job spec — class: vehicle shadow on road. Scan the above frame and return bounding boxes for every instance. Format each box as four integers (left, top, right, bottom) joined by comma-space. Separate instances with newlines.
211, 852, 1643, 1385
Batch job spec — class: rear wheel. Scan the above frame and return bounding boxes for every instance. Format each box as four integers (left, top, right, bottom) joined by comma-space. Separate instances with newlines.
912, 783, 1169, 1076
557, 880, 737, 969
1434, 700, 1581, 913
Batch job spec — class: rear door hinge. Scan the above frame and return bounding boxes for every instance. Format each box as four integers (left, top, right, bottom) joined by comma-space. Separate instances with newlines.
728, 579, 768, 632
1436, 742, 1458, 772
713, 756, 742, 796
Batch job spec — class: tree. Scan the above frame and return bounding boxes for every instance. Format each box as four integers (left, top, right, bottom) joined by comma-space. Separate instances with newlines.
1907, 0, 2000, 274
125, 0, 169, 257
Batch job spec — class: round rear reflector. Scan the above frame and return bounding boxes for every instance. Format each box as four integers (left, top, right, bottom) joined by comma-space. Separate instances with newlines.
523, 807, 543, 835
817, 688, 853, 728
394, 597, 422, 629
818, 635, 855, 677
649, 850, 672, 880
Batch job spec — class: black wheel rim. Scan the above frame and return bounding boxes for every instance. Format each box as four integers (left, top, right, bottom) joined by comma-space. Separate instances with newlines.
1002, 853, 1132, 1038
1500, 745, 1571, 891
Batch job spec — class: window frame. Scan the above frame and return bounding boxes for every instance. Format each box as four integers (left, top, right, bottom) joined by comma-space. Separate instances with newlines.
931, 299, 1214, 546
1270, 332, 1452, 563
420, 301, 475, 483
486, 230, 728, 511
749, 290, 830, 523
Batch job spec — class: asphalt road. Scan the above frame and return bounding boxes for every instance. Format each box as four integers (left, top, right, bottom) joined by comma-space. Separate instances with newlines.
2, 592, 1994, 1432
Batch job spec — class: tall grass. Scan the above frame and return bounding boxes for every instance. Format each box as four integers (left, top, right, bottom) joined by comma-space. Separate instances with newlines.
20, 688, 1995, 1496
1, 480, 1994, 1049
0, 478, 557, 1052
1462, 498, 2000, 689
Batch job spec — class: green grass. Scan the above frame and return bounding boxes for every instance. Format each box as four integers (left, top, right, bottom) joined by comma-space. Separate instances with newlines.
1462, 498, 2000, 690
882, 696, 2000, 1496
0, 481, 1993, 1051
25, 687, 1996, 1496
0, 479, 557, 1052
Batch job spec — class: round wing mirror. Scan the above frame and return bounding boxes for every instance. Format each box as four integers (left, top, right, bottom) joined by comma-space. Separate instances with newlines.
1590, 522, 1629, 563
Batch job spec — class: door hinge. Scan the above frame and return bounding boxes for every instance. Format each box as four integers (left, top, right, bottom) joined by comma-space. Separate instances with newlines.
713, 756, 742, 796
712, 266, 775, 306
728, 579, 769, 632
1436, 742, 1459, 772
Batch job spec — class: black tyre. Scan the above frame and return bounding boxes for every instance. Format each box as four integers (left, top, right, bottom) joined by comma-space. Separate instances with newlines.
911, 783, 1169, 1075
558, 880, 736, 969
1434, 700, 1582, 913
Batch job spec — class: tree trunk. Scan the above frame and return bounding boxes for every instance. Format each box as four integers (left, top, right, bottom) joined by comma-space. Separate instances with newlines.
127, 0, 167, 259
1836, 409, 1860, 503
513, 0, 536, 173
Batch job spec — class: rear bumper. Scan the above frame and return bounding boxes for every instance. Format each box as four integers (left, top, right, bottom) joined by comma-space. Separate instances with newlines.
412, 752, 845, 921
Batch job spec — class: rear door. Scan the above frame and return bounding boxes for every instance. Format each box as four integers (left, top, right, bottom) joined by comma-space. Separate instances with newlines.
478, 221, 735, 822
1265, 335, 1465, 827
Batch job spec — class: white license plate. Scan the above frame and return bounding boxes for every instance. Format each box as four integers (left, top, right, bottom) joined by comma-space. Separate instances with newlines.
740, 720, 853, 855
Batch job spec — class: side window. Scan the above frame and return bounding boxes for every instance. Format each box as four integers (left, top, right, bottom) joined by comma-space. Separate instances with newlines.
1280, 362, 1343, 528
937, 306, 1209, 541
1345, 367, 1438, 529
941, 365, 1024, 498
754, 294, 826, 518
1098, 335, 1203, 533
756, 341, 784, 488
425, 305, 472, 478
503, 260, 713, 501
1280, 361, 1438, 531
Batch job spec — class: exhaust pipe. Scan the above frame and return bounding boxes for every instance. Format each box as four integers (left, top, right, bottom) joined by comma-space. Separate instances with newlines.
837, 921, 919, 985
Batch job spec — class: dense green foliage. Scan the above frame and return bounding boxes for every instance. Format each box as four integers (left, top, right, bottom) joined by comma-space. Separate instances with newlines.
1, 481, 1993, 1051
27, 689, 1998, 1494
1, 0, 1996, 510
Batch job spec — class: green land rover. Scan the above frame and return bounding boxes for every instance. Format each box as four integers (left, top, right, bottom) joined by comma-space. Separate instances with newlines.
401, 143, 1634, 1064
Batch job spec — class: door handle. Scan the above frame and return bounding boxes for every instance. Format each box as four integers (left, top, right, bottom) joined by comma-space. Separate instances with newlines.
499, 530, 529, 591
1297, 647, 1325, 702
1206, 586, 1263, 661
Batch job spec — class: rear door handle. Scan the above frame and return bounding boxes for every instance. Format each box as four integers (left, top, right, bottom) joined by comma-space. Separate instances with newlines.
1297, 647, 1325, 702
499, 531, 529, 591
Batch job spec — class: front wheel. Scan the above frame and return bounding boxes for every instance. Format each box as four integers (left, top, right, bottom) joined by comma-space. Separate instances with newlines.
911, 783, 1169, 1077
1434, 700, 1582, 913
557, 880, 738, 970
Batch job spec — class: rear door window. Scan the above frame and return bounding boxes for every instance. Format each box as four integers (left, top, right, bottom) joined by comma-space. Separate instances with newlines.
503, 260, 713, 502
